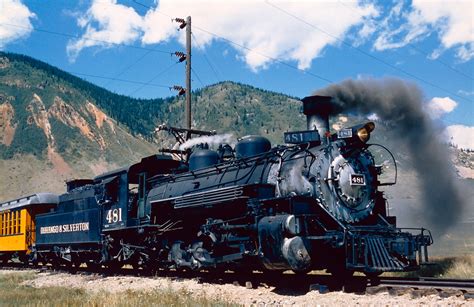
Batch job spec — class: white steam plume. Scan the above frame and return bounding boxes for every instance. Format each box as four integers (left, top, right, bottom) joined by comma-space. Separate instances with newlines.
179, 133, 235, 150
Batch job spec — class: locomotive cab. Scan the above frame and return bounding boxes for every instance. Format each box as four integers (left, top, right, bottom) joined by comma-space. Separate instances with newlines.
33, 154, 182, 268
94, 154, 183, 228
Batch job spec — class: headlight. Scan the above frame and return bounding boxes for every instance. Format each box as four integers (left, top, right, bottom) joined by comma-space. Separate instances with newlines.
356, 122, 375, 143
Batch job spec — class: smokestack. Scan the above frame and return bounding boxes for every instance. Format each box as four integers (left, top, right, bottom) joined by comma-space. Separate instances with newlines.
301, 95, 332, 142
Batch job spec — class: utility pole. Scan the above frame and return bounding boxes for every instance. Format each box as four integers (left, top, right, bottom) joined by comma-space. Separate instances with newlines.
185, 16, 192, 129
173, 16, 192, 129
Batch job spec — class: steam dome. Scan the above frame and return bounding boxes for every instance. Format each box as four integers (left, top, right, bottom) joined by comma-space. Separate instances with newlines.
235, 135, 271, 158
189, 149, 219, 171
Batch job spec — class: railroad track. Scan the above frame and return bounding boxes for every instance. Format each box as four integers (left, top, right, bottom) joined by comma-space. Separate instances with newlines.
365, 277, 474, 300
378, 276, 474, 290
1, 263, 473, 299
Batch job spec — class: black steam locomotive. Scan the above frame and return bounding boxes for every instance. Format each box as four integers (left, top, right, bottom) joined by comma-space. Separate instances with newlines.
3, 95, 433, 277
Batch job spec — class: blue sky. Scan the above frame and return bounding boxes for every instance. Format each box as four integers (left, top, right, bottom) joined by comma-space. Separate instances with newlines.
1, 0, 473, 147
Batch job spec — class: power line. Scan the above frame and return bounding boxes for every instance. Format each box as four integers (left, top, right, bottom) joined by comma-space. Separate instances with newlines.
336, 0, 474, 81
131, 0, 171, 18
128, 62, 179, 96
130, 0, 333, 84
69, 71, 171, 88
264, 0, 471, 103
132, 0, 224, 91
111, 0, 473, 103
191, 32, 221, 83
2, 4, 198, 98
408, 45, 474, 81
193, 26, 334, 84
102, 49, 155, 88
191, 68, 205, 88
0, 23, 172, 55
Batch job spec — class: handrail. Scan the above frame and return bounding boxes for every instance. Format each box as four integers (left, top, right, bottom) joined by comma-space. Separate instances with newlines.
367, 143, 397, 186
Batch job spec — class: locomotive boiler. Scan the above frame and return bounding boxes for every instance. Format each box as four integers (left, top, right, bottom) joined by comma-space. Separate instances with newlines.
1, 95, 432, 278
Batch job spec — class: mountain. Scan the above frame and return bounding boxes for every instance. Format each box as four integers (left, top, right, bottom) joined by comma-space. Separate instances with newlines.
0, 52, 305, 200
0, 52, 161, 199
0, 52, 305, 142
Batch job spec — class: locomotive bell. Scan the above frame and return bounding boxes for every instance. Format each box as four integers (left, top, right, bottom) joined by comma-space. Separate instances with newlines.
301, 95, 332, 143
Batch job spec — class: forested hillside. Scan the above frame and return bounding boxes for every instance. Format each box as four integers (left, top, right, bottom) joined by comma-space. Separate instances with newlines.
0, 52, 304, 143
0, 52, 161, 198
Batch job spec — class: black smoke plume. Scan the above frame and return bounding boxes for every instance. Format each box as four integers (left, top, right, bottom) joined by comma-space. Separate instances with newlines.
316, 78, 463, 235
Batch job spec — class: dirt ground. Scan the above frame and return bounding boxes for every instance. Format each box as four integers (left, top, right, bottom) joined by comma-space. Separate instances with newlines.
1, 270, 470, 306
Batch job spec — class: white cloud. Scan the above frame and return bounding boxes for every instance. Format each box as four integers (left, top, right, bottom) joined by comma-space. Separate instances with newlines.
374, 2, 412, 50
455, 43, 474, 61
68, 0, 377, 70
374, 0, 474, 62
445, 125, 474, 150
426, 97, 458, 119
458, 89, 474, 96
66, 0, 144, 61
0, 0, 35, 49
425, 96, 473, 150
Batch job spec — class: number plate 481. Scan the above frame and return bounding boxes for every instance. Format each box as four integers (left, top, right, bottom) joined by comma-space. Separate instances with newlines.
106, 208, 123, 224
350, 174, 366, 186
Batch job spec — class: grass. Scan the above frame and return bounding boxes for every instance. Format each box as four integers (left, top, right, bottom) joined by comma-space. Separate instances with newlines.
428, 255, 474, 278
384, 255, 474, 278
0, 272, 234, 307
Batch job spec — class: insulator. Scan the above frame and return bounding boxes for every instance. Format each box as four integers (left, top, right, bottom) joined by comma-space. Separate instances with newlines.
172, 85, 186, 96
172, 85, 183, 95
174, 18, 187, 29
174, 52, 187, 62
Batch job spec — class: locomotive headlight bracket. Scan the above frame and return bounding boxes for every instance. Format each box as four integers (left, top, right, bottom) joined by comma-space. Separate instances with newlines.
366, 143, 398, 186
334, 122, 375, 146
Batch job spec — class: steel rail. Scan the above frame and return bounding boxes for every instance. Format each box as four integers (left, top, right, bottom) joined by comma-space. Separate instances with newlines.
378, 276, 474, 290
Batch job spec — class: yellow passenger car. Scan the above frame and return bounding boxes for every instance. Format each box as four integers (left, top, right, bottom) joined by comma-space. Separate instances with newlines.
0, 193, 58, 263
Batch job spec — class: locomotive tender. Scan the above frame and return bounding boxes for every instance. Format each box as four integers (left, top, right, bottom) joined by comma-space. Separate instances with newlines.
1, 95, 432, 277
